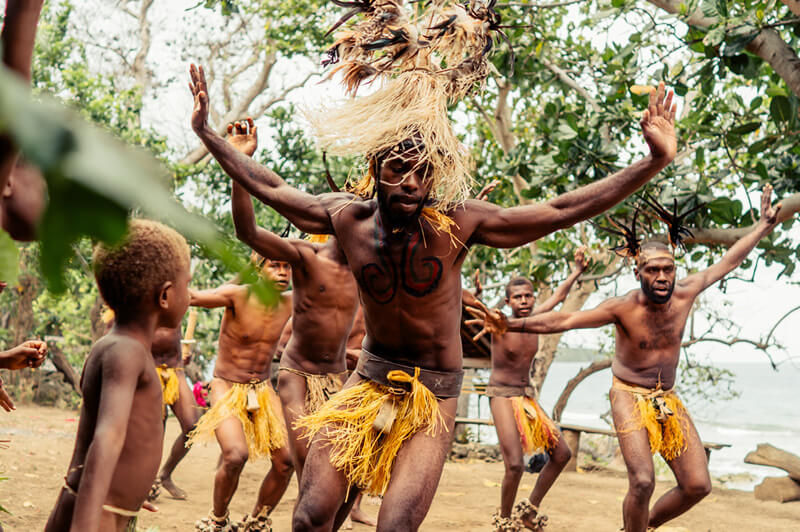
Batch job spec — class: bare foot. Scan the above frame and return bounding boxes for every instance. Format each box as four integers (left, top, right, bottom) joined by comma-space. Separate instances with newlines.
160, 476, 188, 500
350, 506, 376, 526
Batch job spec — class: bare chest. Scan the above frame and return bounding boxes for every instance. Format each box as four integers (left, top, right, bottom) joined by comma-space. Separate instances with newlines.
623, 305, 689, 351
492, 331, 538, 364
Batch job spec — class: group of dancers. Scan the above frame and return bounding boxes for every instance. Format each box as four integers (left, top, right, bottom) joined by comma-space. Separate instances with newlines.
0, 1, 787, 531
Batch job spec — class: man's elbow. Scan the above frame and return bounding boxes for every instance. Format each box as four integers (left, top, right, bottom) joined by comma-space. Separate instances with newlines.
233, 221, 256, 243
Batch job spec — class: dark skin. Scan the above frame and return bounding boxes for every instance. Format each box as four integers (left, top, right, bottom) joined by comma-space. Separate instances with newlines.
476, 186, 781, 532
45, 264, 192, 532
0, 0, 47, 241
467, 249, 586, 525
150, 326, 200, 500
226, 120, 359, 472
227, 121, 376, 527
190, 260, 294, 519
189, 63, 677, 531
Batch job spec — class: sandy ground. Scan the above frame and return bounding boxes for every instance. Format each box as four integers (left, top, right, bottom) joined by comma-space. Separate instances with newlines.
1, 405, 799, 531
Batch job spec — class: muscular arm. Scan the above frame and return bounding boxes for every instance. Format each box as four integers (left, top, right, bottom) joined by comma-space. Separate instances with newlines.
472, 84, 677, 248
507, 298, 620, 334
533, 267, 583, 314
190, 284, 240, 309
682, 185, 781, 295
0, 0, 44, 193
69, 348, 140, 532
189, 65, 346, 234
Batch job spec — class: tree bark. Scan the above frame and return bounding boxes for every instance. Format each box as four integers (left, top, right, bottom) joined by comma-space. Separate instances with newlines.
745, 443, 800, 481
48, 342, 82, 396
551, 358, 612, 422
647, 0, 800, 99
684, 192, 800, 246
530, 280, 596, 394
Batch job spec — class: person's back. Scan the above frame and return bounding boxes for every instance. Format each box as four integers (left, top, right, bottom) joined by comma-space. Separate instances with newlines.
46, 219, 191, 532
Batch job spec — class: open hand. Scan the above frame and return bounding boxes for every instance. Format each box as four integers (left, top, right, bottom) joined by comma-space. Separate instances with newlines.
189, 64, 210, 133
759, 183, 782, 228
574, 245, 588, 271
1, 340, 47, 370
0, 384, 14, 412
641, 82, 677, 162
476, 179, 500, 201
227, 118, 258, 157
465, 300, 508, 341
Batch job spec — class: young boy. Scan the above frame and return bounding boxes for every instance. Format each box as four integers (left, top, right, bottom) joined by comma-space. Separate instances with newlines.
45, 219, 191, 532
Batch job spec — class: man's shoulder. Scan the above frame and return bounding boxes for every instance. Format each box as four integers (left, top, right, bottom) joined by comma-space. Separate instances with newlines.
89, 334, 148, 373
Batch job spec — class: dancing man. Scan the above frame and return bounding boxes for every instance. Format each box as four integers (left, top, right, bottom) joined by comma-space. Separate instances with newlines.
465, 248, 587, 531
187, 256, 293, 531
472, 185, 782, 532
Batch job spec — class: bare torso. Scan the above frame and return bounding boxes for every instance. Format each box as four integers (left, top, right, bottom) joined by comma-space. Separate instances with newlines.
490, 330, 538, 388
151, 326, 182, 368
215, 287, 292, 383
68, 334, 164, 511
281, 238, 360, 374
329, 200, 479, 372
611, 287, 693, 389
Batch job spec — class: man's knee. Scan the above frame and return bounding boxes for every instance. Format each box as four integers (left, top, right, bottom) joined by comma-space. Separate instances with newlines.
504, 459, 524, 478
273, 453, 295, 478
628, 471, 655, 500
551, 441, 572, 465
683, 477, 711, 500
293, 500, 329, 531
221, 446, 249, 471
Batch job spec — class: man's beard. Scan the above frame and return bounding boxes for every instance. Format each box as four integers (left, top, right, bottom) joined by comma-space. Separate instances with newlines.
377, 184, 423, 229
641, 279, 674, 304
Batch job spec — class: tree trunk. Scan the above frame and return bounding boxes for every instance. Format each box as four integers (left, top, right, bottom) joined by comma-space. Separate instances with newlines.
551, 358, 612, 422
745, 443, 800, 481
48, 342, 82, 396
530, 281, 596, 394
647, 0, 800, 99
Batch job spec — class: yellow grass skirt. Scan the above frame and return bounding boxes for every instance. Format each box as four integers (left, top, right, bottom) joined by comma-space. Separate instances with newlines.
613, 378, 689, 461
156, 366, 180, 406
511, 396, 559, 454
295, 368, 446, 496
187, 379, 286, 460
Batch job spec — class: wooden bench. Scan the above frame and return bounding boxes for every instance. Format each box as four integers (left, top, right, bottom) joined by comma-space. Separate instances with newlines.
558, 423, 731, 471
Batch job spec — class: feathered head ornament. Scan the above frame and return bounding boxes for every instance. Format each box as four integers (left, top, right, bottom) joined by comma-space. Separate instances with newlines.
308, 0, 511, 220
640, 193, 705, 251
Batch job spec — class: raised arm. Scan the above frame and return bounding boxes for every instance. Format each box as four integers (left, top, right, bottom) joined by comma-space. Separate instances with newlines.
190, 283, 240, 309
533, 246, 588, 313
189, 64, 346, 234
0, 0, 44, 195
69, 347, 140, 532
472, 83, 677, 248
226, 119, 305, 264
682, 184, 782, 294
508, 298, 620, 334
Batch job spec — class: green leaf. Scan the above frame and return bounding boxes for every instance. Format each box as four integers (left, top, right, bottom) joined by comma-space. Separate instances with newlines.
707, 197, 743, 224
0, 231, 18, 285
729, 122, 760, 135
722, 26, 759, 56
770, 95, 792, 123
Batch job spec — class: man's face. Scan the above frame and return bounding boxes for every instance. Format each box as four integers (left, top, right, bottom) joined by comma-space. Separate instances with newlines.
636, 257, 676, 304
263, 259, 291, 290
505, 284, 535, 318
376, 151, 432, 228
1, 163, 46, 241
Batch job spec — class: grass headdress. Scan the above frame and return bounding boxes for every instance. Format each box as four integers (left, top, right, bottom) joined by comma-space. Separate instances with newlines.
308, 0, 511, 216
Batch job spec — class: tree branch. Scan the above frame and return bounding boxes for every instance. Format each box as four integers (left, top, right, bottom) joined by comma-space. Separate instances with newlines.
131, 0, 154, 89
552, 357, 612, 422
646, 0, 800, 99
684, 192, 800, 246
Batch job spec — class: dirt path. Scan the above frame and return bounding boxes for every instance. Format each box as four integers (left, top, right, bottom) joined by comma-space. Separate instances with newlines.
1, 405, 799, 531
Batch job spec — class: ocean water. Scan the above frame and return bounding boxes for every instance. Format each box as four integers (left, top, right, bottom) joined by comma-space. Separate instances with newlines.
466, 361, 800, 491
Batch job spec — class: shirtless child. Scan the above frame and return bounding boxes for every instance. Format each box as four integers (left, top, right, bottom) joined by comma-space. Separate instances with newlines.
45, 219, 191, 532
466, 249, 587, 531
225, 119, 376, 528
474, 185, 782, 532
148, 324, 201, 501
187, 255, 294, 531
